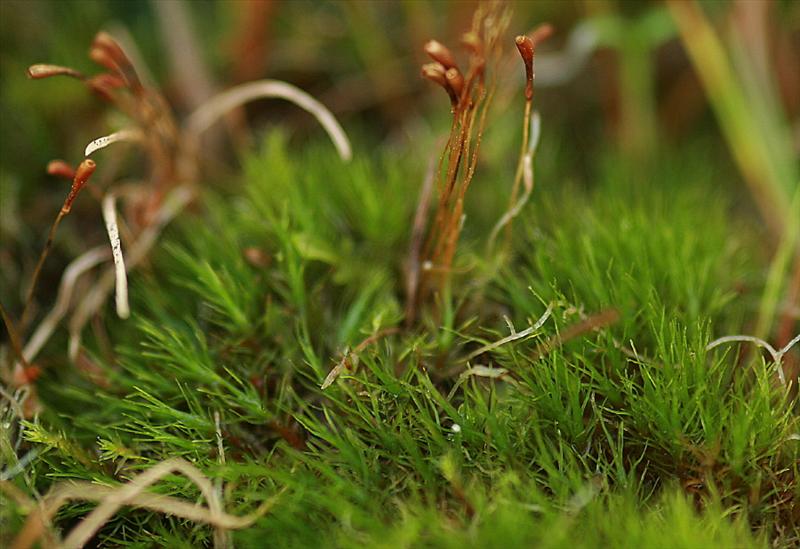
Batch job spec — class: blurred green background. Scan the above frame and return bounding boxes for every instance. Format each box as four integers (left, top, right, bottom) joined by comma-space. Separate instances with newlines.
1, 0, 799, 320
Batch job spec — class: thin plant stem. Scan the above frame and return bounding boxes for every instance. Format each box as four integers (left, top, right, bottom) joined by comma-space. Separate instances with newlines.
0, 300, 31, 370
504, 97, 531, 245
21, 212, 67, 329
20, 160, 96, 329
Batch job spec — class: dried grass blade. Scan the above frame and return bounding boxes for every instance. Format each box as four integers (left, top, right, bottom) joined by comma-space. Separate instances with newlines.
706, 332, 800, 386
464, 302, 552, 362
101, 193, 129, 319
705, 335, 779, 362
84, 128, 142, 157
186, 80, 352, 161
488, 111, 540, 249
13, 458, 276, 549
21, 246, 109, 364
68, 186, 192, 360
321, 328, 400, 389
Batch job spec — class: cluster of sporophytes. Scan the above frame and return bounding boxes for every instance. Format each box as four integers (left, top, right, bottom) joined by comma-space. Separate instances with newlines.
1, 2, 799, 547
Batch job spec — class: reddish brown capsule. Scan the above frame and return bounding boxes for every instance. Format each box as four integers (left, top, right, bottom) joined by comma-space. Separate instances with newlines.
424, 40, 458, 70
46, 160, 76, 180
422, 63, 457, 106
62, 159, 97, 213
515, 35, 534, 63
445, 67, 464, 97
90, 32, 143, 92
27, 64, 85, 80
515, 35, 534, 101
92, 32, 129, 68
421, 63, 447, 87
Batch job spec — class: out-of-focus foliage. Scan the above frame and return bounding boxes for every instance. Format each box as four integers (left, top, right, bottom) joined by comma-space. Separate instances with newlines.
1, 1, 799, 547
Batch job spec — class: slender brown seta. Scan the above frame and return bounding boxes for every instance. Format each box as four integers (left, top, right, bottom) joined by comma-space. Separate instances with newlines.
501, 23, 553, 248
0, 300, 32, 371
21, 159, 98, 328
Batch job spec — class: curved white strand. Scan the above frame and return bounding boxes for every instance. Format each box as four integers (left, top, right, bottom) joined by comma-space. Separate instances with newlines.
22, 247, 109, 363
85, 128, 142, 157
186, 80, 352, 162
102, 193, 129, 319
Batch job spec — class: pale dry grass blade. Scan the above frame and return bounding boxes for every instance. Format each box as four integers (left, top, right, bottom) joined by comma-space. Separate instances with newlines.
101, 193, 129, 319
186, 80, 352, 162
0, 384, 26, 420
0, 448, 39, 481
84, 128, 143, 157
706, 332, 800, 386
68, 186, 193, 360
448, 365, 516, 400
13, 458, 277, 549
464, 302, 552, 362
21, 247, 109, 364
321, 348, 351, 390
706, 335, 779, 362
780, 333, 800, 356
321, 328, 400, 389
488, 111, 540, 249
